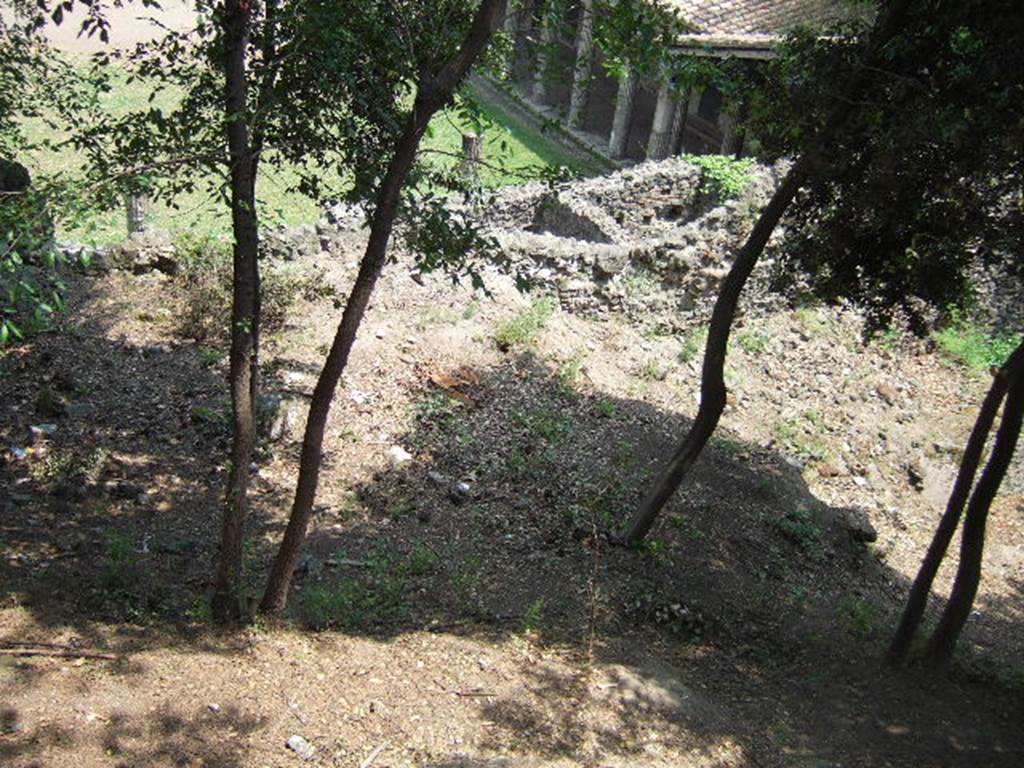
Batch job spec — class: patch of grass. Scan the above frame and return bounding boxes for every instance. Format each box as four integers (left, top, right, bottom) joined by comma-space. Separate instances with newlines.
770, 503, 825, 560
794, 305, 829, 337
196, 345, 226, 367
412, 390, 475, 452
735, 330, 770, 355
711, 436, 746, 457
933, 308, 1021, 371
638, 358, 670, 381
670, 515, 708, 542
678, 327, 707, 363
512, 408, 571, 444
185, 598, 213, 624
772, 415, 831, 461
836, 595, 879, 638
426, 90, 601, 183
20, 69, 582, 246
190, 403, 232, 435
556, 350, 587, 393
521, 598, 546, 634
416, 305, 459, 330
596, 398, 617, 418
404, 544, 440, 577
102, 528, 140, 591
872, 326, 905, 353
685, 153, 754, 201
621, 268, 660, 299
639, 538, 673, 566
494, 297, 556, 350
300, 546, 409, 631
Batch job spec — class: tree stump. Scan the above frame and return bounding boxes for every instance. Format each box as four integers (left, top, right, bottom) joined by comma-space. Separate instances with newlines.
461, 132, 483, 185
126, 192, 151, 235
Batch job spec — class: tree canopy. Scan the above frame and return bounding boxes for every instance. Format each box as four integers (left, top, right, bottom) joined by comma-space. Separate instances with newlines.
744, 0, 1024, 330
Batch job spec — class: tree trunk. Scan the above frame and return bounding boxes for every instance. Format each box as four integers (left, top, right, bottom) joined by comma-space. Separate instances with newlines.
886, 341, 1024, 666
212, 0, 260, 624
259, 0, 508, 615
617, 0, 914, 544
617, 169, 804, 543
922, 338, 1024, 668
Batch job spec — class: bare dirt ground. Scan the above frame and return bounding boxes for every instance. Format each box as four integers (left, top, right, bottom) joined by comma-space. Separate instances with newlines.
3, 1, 198, 53
1, 221, 1023, 767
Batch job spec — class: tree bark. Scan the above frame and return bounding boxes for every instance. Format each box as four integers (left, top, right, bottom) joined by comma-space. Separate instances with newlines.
617, 0, 914, 544
922, 338, 1024, 668
259, 0, 508, 615
886, 341, 1024, 666
212, 0, 260, 624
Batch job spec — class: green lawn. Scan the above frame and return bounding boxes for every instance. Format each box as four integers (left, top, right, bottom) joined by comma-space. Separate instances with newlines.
19, 65, 593, 246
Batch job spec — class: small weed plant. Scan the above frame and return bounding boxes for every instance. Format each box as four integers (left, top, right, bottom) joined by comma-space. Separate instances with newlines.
521, 598, 545, 634
736, 331, 770, 355
933, 307, 1021, 371
174, 233, 336, 342
493, 297, 556, 350
771, 504, 824, 560
679, 327, 707, 363
685, 153, 754, 201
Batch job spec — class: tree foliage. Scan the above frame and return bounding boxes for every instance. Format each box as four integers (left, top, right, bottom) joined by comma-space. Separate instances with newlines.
744, 0, 1024, 330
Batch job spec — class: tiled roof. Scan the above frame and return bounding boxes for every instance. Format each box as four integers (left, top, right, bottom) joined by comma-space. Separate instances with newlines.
663, 0, 850, 37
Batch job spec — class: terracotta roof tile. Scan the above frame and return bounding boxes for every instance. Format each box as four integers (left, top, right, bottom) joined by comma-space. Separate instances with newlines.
662, 0, 850, 37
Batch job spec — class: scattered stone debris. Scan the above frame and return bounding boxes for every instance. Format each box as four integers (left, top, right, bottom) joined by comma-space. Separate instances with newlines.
388, 445, 413, 468
839, 506, 879, 544
107, 229, 180, 275
286, 734, 315, 760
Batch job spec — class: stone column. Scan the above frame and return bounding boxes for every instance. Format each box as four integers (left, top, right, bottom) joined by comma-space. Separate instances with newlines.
646, 84, 677, 161
608, 65, 637, 159
676, 87, 702, 153
719, 110, 740, 156
531, 2, 557, 104
567, 0, 595, 129
668, 95, 687, 156
503, 1, 519, 76
511, 0, 536, 83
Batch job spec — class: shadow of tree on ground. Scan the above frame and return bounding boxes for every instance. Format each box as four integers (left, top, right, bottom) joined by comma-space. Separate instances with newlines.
1, 270, 1022, 767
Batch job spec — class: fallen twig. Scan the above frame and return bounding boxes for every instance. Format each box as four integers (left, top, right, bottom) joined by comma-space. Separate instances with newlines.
0, 647, 117, 660
360, 743, 386, 768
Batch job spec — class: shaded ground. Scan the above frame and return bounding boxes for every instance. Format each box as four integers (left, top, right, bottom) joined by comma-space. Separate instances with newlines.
1, 237, 1023, 766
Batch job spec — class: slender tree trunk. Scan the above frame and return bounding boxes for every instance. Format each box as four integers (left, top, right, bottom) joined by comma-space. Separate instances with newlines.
212, 0, 260, 624
617, 169, 804, 543
886, 341, 1024, 666
259, 0, 508, 615
922, 339, 1024, 668
617, 0, 914, 544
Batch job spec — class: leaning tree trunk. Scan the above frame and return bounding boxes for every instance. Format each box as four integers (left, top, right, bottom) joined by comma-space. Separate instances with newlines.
921, 338, 1024, 668
887, 339, 1024, 666
617, 0, 915, 544
212, 0, 261, 624
259, 0, 508, 615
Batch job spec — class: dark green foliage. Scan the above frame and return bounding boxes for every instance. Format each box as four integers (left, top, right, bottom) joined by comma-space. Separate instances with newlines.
1, 7, 101, 345
744, 1, 1024, 331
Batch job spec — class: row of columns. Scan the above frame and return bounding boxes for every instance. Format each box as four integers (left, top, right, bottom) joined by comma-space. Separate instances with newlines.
511, 1, 740, 161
